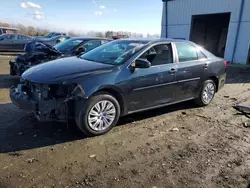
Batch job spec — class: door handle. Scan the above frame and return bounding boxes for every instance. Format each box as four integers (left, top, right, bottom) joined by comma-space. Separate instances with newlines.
203, 63, 208, 68
169, 68, 177, 74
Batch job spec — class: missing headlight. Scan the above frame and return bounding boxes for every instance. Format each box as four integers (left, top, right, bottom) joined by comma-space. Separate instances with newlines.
70, 84, 88, 99
49, 84, 69, 99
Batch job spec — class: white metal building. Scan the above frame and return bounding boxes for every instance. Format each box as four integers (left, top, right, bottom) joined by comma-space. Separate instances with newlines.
161, 0, 250, 64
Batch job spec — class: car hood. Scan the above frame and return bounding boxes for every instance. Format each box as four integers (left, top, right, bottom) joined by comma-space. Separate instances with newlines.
22, 57, 114, 83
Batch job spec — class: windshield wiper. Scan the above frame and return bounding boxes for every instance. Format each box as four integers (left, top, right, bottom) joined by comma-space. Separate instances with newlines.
80, 57, 96, 62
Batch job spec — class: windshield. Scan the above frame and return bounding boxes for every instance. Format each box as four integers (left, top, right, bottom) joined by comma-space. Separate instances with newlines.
45, 32, 55, 38
80, 40, 148, 65
48, 36, 60, 41
55, 39, 83, 52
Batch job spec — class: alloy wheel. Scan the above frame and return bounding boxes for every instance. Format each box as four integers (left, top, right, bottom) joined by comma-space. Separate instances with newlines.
88, 100, 116, 131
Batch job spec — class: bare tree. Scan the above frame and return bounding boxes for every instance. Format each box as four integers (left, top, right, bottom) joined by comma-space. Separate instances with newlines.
105, 31, 113, 38
0, 21, 158, 38
27, 26, 36, 36
68, 31, 80, 37
94, 31, 104, 38
16, 24, 26, 35
0, 22, 10, 27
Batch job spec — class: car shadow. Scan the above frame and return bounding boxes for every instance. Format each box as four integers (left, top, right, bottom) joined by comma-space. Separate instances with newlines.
0, 101, 198, 153
118, 100, 198, 126
226, 66, 250, 84
1, 66, 250, 153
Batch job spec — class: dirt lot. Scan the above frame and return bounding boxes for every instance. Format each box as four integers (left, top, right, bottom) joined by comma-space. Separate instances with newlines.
0, 56, 250, 188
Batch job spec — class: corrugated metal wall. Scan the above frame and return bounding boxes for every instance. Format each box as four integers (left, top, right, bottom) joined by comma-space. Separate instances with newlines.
161, 0, 250, 64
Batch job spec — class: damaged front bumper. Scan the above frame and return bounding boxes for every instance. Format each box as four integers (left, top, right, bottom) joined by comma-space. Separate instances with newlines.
10, 85, 37, 111
10, 84, 68, 122
10, 82, 88, 122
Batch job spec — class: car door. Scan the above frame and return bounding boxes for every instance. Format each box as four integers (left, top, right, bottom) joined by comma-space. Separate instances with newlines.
0, 34, 16, 51
174, 42, 207, 101
15, 35, 31, 51
126, 43, 178, 112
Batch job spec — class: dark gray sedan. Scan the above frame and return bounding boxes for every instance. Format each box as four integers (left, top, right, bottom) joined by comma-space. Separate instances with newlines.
10, 38, 227, 136
0, 34, 32, 52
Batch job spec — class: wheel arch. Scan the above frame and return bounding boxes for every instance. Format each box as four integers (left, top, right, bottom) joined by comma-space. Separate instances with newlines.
91, 86, 127, 116
208, 75, 219, 92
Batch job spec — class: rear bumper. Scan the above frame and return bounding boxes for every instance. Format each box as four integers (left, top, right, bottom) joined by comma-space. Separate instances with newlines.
218, 72, 226, 91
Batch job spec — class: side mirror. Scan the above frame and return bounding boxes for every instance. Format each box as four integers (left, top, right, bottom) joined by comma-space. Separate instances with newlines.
55, 39, 60, 44
132, 58, 151, 69
76, 47, 86, 55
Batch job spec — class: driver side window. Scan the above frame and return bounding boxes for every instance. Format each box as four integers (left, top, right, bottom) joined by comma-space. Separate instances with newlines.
139, 44, 173, 66
2, 34, 15, 40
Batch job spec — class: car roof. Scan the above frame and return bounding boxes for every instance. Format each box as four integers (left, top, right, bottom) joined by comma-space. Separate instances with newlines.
0, 33, 29, 36
119, 38, 190, 44
69, 37, 112, 41
0, 33, 16, 36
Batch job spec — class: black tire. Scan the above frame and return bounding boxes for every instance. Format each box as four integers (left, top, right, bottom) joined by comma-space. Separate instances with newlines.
195, 80, 216, 106
10, 64, 16, 76
75, 92, 120, 136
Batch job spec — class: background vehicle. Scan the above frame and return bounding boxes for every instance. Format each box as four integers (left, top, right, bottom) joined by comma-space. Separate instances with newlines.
35, 35, 70, 46
34, 32, 67, 40
10, 39, 226, 136
10, 41, 61, 76
9, 37, 112, 76
0, 34, 32, 52
0, 27, 19, 35
54, 37, 112, 56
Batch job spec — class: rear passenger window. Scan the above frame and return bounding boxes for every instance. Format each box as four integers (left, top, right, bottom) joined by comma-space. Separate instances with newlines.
175, 42, 198, 62
197, 49, 207, 59
140, 44, 173, 66
17, 35, 27, 40
3, 34, 15, 40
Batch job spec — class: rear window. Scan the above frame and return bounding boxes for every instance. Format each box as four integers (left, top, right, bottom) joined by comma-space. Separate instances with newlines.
1, 34, 15, 40
175, 42, 198, 62
197, 49, 207, 59
196, 45, 216, 58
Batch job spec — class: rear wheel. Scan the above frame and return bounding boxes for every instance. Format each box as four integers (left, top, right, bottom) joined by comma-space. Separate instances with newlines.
76, 93, 120, 136
195, 80, 216, 106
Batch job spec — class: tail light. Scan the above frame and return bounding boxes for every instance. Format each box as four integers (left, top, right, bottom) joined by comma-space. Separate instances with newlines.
223, 60, 227, 68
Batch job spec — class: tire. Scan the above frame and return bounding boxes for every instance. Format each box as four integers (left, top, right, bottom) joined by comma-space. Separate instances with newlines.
195, 80, 216, 106
10, 64, 16, 76
75, 92, 120, 136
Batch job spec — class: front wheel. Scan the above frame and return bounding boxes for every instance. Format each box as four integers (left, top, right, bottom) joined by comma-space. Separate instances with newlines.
76, 93, 120, 136
195, 80, 216, 106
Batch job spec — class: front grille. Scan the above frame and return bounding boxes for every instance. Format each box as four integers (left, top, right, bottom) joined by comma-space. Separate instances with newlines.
49, 84, 69, 98
21, 80, 70, 101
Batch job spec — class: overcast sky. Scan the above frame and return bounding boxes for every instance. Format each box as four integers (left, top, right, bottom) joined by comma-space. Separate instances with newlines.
0, 0, 163, 35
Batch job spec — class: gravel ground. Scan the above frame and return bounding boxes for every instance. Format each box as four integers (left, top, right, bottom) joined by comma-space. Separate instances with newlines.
0, 56, 250, 188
